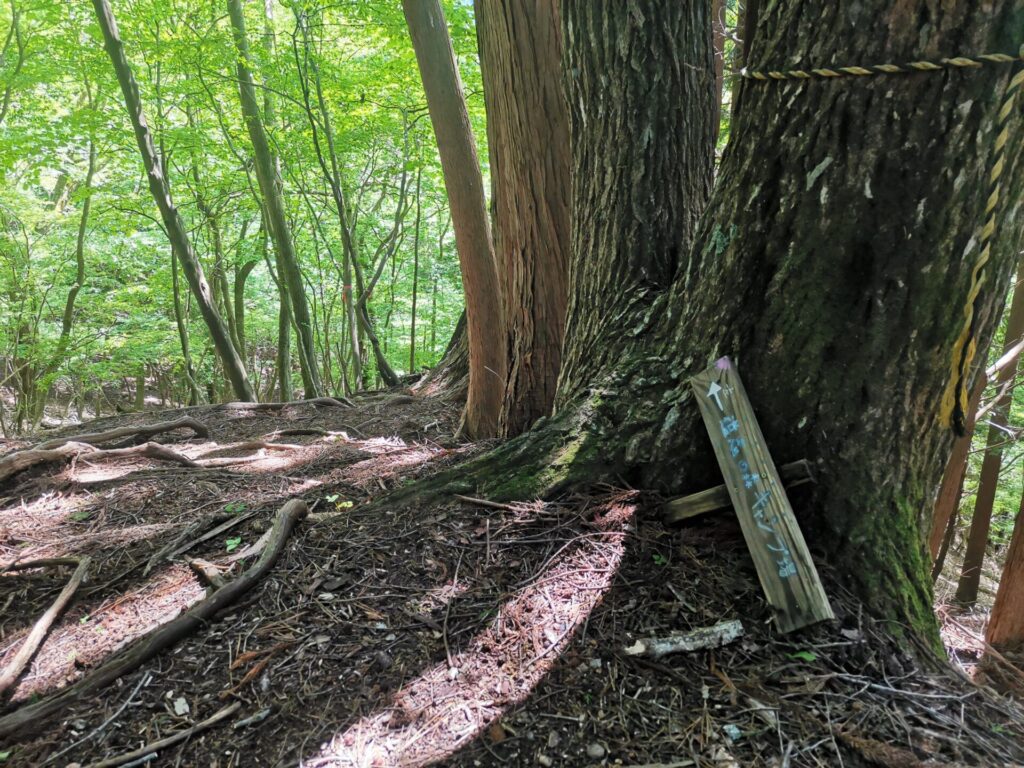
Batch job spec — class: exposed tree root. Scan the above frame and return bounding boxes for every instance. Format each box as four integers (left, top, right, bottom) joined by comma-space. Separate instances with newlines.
216, 396, 353, 411
0, 499, 307, 738
0, 441, 200, 485
34, 416, 209, 450
0, 557, 81, 575
0, 557, 91, 698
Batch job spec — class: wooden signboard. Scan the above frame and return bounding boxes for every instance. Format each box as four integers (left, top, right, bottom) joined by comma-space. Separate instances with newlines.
690, 357, 833, 633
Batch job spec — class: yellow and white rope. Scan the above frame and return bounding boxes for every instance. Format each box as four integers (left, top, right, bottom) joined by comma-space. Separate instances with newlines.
742, 45, 1024, 435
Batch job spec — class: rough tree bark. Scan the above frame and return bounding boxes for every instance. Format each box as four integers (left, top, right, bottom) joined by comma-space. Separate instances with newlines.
955, 259, 1024, 606
403, 0, 506, 438
227, 0, 321, 398
91, 0, 254, 401
475, 0, 571, 438
450, 1, 1024, 642
988, 494, 1024, 652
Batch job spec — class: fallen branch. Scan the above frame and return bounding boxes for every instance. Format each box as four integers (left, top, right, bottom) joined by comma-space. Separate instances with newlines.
0, 557, 81, 575
188, 558, 228, 589
0, 556, 90, 698
0, 441, 199, 485
34, 417, 208, 450
623, 620, 744, 659
265, 428, 330, 437
664, 460, 814, 524
216, 396, 353, 411
0, 499, 307, 738
83, 701, 241, 768
453, 494, 518, 512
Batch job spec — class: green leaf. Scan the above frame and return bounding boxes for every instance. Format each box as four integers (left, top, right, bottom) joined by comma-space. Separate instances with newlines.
652, 553, 668, 567
225, 537, 242, 553
0, 749, 12, 762
70, 510, 93, 522
788, 650, 818, 663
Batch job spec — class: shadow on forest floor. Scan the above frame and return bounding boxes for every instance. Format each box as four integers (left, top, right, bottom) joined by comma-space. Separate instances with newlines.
0, 392, 1023, 766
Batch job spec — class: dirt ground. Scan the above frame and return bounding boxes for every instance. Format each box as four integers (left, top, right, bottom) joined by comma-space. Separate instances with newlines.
1, 393, 1023, 767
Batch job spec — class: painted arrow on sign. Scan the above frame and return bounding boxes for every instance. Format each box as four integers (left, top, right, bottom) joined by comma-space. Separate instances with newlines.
707, 380, 725, 411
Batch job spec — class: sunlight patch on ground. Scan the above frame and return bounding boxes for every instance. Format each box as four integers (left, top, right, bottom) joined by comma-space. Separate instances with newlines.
0, 564, 204, 702
342, 447, 443, 490
309, 498, 636, 767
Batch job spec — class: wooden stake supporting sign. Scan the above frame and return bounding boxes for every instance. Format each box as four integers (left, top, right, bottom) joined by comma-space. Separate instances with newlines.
690, 357, 833, 633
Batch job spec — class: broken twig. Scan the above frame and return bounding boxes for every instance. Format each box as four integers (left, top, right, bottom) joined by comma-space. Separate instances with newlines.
0, 556, 91, 697
623, 620, 744, 659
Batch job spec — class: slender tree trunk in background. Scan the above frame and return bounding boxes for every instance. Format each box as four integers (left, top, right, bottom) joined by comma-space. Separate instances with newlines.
293, 7, 364, 392
475, 0, 570, 438
226, 0, 320, 398
254, 8, 293, 402
931, 376, 986, 563
712, 0, 726, 144
234, 258, 256, 361
956, 262, 1024, 606
134, 368, 145, 410
33, 132, 97, 419
403, 0, 506, 438
351, 256, 401, 387
264, 220, 293, 402
91, 0, 254, 401
988, 492, 1024, 652
0, 0, 24, 127
410, 167, 422, 373
461, 0, 1024, 642
170, 250, 200, 405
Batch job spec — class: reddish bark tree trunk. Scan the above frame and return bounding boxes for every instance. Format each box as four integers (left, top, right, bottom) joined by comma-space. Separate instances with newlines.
403, 0, 507, 438
988, 497, 1024, 651
955, 259, 1024, 606
475, 0, 571, 438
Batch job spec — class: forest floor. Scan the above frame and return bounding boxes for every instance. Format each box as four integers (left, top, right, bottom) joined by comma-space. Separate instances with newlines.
0, 393, 1023, 767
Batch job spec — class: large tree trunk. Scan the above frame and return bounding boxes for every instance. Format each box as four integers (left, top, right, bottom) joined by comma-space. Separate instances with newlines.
459, 1, 1024, 643
91, 0, 254, 402
226, 0, 321, 398
955, 259, 1024, 606
403, 0, 507, 438
475, 0, 571, 438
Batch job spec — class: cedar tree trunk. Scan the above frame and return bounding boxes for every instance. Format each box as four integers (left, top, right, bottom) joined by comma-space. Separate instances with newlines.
988, 496, 1024, 651
459, 0, 1024, 642
475, 0, 571, 437
403, 0, 507, 438
956, 258, 1024, 606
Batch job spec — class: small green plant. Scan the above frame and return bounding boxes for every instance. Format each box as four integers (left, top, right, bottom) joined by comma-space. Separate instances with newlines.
0, 748, 12, 762
225, 537, 242, 553
70, 510, 93, 522
224, 502, 246, 514
325, 493, 353, 510
652, 553, 668, 567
